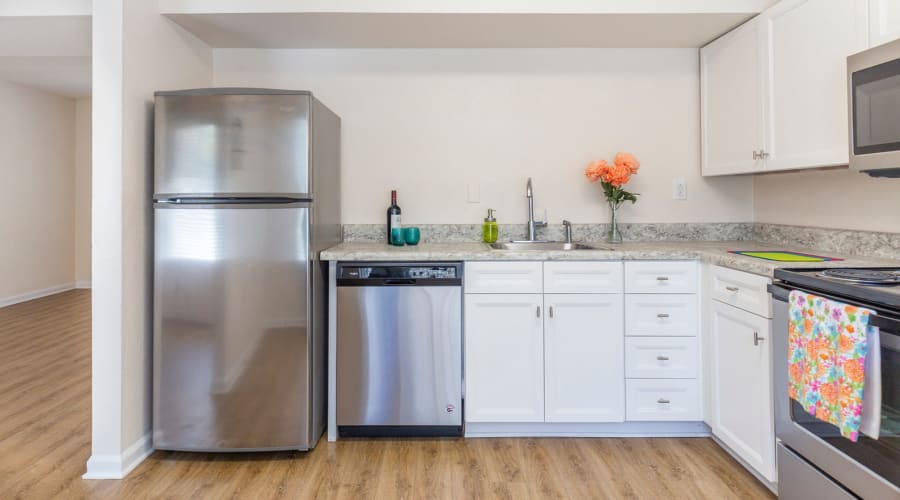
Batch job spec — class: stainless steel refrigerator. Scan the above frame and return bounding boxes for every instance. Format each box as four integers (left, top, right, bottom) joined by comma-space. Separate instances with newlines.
152, 89, 340, 451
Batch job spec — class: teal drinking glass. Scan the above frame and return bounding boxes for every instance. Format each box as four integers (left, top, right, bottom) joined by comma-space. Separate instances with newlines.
404, 227, 421, 245
390, 227, 406, 246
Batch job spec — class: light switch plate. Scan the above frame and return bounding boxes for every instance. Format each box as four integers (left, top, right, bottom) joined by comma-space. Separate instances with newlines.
672, 178, 687, 200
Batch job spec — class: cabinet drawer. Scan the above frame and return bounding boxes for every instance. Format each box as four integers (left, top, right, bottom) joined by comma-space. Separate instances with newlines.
625, 337, 698, 379
625, 261, 697, 293
626, 379, 700, 421
543, 261, 622, 294
465, 262, 542, 294
625, 294, 698, 337
711, 265, 772, 318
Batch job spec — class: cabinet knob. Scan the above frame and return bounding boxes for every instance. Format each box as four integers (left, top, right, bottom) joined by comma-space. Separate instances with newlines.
656, 355, 670, 361
656, 313, 670, 319
725, 286, 740, 292
754, 331, 765, 346
657, 398, 671, 404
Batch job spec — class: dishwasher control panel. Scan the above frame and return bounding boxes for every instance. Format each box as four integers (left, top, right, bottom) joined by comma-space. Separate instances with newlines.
338, 263, 461, 282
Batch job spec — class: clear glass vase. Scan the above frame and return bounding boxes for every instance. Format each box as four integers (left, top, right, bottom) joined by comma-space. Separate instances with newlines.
607, 201, 623, 244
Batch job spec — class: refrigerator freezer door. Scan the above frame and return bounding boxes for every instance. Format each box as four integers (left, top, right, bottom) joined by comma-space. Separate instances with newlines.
153, 203, 313, 450
154, 92, 311, 198
336, 286, 463, 427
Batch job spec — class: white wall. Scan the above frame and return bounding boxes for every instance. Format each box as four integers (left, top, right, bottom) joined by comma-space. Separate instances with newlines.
75, 97, 91, 287
0, 79, 76, 305
88, 0, 213, 479
214, 49, 754, 225
754, 169, 900, 233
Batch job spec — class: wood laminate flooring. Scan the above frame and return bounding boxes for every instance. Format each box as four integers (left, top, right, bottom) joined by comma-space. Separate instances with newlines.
0, 290, 774, 499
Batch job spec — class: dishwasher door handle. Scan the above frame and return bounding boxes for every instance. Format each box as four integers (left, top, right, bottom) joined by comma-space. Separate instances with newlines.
383, 279, 417, 285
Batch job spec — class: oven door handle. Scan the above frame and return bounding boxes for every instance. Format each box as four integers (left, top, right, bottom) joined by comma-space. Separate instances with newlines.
768, 284, 899, 336
870, 314, 900, 333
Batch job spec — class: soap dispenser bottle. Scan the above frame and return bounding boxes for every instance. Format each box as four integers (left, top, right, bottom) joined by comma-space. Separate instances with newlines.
483, 209, 498, 244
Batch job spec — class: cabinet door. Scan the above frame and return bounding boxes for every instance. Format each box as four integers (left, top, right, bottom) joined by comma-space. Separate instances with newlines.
870, 0, 900, 48
701, 16, 766, 176
464, 294, 544, 422
544, 294, 624, 423
710, 300, 775, 482
763, 0, 868, 171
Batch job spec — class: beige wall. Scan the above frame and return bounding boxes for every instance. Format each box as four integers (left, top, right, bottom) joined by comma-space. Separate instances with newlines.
214, 48, 754, 225
753, 168, 900, 233
74, 97, 91, 286
0, 79, 76, 304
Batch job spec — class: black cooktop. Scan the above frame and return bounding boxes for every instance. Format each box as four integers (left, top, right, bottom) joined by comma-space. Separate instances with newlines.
774, 267, 900, 311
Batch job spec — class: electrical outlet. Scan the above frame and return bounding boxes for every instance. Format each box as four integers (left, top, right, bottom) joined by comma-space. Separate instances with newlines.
672, 178, 687, 200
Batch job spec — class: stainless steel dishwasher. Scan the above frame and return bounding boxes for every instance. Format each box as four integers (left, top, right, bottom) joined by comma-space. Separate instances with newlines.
336, 262, 463, 437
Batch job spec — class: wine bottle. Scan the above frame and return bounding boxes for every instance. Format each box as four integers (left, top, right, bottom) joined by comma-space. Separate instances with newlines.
386, 190, 402, 243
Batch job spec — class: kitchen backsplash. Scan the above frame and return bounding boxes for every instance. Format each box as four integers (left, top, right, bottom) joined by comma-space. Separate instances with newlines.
342, 223, 900, 260
343, 223, 754, 243
752, 224, 900, 260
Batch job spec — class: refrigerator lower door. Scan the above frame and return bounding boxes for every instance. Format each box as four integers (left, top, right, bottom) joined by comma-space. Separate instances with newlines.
153, 203, 314, 451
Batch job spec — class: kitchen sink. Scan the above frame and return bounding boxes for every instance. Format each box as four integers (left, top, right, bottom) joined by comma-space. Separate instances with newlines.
489, 241, 611, 251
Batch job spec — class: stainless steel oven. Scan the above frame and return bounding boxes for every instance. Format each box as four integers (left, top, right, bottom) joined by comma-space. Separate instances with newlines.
771, 283, 900, 499
848, 37, 900, 178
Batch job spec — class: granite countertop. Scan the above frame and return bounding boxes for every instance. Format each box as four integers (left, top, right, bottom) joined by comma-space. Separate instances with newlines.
320, 240, 900, 277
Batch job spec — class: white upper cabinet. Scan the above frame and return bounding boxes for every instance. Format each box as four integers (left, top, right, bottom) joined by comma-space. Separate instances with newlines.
702, 0, 868, 175
869, 0, 900, 48
701, 16, 766, 176
762, 0, 868, 171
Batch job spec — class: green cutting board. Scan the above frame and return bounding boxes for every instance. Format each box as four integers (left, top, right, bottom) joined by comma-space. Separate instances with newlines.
728, 251, 842, 262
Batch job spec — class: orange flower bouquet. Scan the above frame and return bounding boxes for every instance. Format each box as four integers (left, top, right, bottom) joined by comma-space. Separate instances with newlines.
585, 152, 640, 243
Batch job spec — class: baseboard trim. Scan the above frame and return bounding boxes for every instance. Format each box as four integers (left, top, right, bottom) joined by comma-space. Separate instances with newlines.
0, 283, 75, 308
465, 421, 711, 438
83, 433, 153, 480
75, 280, 92, 289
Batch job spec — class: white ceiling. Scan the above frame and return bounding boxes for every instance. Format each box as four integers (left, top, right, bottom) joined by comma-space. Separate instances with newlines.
0, 56, 91, 98
164, 12, 758, 49
0, 15, 91, 98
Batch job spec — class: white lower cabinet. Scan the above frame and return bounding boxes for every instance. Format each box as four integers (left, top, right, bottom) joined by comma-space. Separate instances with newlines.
626, 379, 700, 422
464, 293, 544, 422
464, 260, 701, 431
544, 294, 624, 422
709, 299, 775, 482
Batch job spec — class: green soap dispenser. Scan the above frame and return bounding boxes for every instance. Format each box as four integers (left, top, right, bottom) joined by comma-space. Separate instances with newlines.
483, 208, 498, 244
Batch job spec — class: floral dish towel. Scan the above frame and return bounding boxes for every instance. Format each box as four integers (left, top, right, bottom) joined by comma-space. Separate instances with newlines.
788, 290, 874, 441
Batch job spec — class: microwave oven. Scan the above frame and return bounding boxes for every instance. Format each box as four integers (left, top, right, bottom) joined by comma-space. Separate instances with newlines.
848, 37, 900, 178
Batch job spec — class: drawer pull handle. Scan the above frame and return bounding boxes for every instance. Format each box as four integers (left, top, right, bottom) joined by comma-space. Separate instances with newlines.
754, 331, 765, 346
725, 286, 740, 292
656, 313, 670, 319
657, 398, 671, 404
536, 306, 541, 318
656, 355, 670, 361
656, 276, 670, 281
549, 306, 554, 318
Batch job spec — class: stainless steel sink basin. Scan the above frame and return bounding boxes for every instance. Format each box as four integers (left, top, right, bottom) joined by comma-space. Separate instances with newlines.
489, 241, 611, 251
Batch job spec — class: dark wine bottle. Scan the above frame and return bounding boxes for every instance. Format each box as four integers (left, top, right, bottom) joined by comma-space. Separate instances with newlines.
386, 190, 402, 243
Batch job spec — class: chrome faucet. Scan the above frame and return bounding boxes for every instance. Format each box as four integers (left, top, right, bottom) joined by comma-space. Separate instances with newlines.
525, 177, 547, 241
562, 220, 573, 243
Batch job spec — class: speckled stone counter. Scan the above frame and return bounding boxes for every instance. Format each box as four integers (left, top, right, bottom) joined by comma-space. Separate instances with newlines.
320, 240, 900, 277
